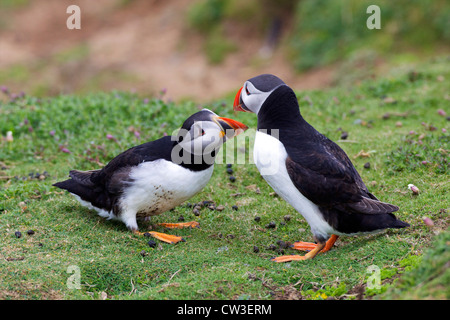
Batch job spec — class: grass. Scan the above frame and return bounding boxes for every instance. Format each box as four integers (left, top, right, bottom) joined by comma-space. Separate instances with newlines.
0, 57, 449, 300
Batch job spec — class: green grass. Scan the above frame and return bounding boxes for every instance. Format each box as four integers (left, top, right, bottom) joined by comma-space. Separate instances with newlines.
0, 57, 449, 300
289, 0, 450, 71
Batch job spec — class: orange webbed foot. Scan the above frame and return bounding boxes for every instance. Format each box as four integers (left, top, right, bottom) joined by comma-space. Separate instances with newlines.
272, 235, 339, 262
157, 221, 200, 229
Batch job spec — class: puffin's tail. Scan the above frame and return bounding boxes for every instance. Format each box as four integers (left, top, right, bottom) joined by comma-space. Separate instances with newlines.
53, 170, 100, 201
322, 205, 410, 235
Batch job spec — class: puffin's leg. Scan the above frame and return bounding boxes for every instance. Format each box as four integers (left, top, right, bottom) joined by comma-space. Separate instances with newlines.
133, 230, 185, 244
271, 235, 339, 263
157, 221, 200, 229
139, 221, 199, 243
132, 220, 198, 244
271, 242, 326, 262
292, 234, 338, 253
322, 234, 339, 252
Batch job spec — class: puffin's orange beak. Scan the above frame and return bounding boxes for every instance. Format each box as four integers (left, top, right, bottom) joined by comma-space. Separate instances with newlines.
213, 115, 248, 138
233, 87, 246, 112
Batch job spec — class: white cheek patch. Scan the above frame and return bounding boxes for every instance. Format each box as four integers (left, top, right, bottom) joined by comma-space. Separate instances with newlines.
241, 82, 279, 115
172, 121, 223, 165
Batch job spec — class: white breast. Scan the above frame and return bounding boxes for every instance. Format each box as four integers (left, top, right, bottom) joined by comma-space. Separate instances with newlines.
122, 159, 214, 214
253, 131, 334, 240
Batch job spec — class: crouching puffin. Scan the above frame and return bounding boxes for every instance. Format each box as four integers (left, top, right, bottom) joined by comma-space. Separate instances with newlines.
233, 74, 409, 262
53, 109, 248, 244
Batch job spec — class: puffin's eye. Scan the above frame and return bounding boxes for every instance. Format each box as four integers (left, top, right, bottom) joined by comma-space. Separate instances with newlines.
201, 129, 205, 136
245, 85, 250, 95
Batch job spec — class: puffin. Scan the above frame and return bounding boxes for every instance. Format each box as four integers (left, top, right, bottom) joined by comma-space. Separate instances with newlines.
233, 74, 409, 262
53, 109, 248, 244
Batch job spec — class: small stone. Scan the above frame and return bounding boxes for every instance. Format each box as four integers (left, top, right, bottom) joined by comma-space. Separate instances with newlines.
266, 222, 276, 229
408, 184, 419, 195
226, 164, 232, 168
229, 176, 236, 182
15, 231, 22, 238
215, 205, 225, 211
283, 215, 291, 222
254, 216, 261, 222
147, 240, 157, 248
193, 208, 200, 216
27, 230, 35, 236
383, 97, 397, 104
340, 131, 348, 140
364, 162, 371, 169
226, 168, 233, 175
423, 216, 434, 227
276, 240, 289, 249
231, 205, 238, 211
253, 246, 260, 253
178, 215, 185, 222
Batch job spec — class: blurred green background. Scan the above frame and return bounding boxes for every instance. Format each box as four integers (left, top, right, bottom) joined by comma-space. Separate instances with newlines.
0, 0, 449, 101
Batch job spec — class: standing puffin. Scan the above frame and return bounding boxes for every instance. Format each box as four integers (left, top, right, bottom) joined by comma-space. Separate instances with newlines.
233, 74, 409, 262
54, 109, 248, 244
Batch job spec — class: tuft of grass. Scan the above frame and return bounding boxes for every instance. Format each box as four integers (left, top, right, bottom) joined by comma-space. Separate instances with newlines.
0, 57, 449, 300
386, 132, 449, 174
380, 228, 450, 299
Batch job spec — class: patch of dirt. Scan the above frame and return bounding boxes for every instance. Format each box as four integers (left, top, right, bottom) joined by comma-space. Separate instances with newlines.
0, 282, 64, 300
0, 0, 333, 101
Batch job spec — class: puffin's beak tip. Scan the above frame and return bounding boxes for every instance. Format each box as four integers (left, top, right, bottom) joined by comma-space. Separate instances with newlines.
233, 86, 244, 112
215, 116, 248, 138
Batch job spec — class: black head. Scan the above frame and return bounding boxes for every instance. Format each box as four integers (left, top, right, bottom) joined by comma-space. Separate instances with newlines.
233, 74, 286, 114
175, 109, 248, 157
246, 74, 285, 92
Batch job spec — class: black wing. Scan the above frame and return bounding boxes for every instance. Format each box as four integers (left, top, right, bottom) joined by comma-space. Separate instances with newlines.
283, 132, 398, 214
90, 136, 175, 191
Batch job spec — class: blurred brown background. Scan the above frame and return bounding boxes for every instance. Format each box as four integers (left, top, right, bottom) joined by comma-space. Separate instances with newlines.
0, 0, 448, 101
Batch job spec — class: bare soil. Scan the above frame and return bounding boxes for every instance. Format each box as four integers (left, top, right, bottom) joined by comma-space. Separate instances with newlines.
0, 0, 333, 101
